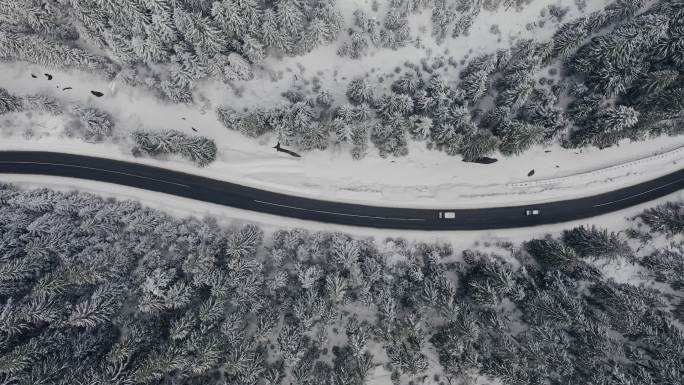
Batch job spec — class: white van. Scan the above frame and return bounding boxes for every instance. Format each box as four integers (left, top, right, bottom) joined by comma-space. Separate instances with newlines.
525, 209, 540, 216
440, 211, 456, 219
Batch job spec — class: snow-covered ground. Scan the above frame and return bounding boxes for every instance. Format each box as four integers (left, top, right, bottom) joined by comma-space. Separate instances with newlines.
1, 0, 680, 210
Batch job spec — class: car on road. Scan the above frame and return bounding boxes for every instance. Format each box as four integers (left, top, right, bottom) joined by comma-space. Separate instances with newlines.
439, 211, 456, 219
525, 209, 540, 216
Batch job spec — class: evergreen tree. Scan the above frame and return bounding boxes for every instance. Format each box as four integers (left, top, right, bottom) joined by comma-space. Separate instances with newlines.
133, 130, 218, 166
277, 0, 304, 48
495, 119, 542, 156
375, 93, 414, 119
261, 8, 284, 49
460, 54, 497, 102
640, 202, 684, 235
459, 131, 500, 161
72, 107, 114, 141
211, 0, 248, 37
0, 88, 22, 115
68, 285, 122, 329
173, 8, 227, 57
601, 105, 639, 133
522, 88, 568, 141
570, 14, 669, 98
562, 225, 632, 261
226, 224, 263, 259
371, 117, 409, 158
550, 18, 589, 59
346, 78, 374, 105
0, 30, 111, 75
525, 238, 579, 272
22, 95, 64, 115
223, 52, 254, 81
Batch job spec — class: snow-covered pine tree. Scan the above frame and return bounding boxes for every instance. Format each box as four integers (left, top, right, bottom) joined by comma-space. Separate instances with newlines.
550, 17, 590, 59
142, 32, 172, 64
570, 14, 669, 98
522, 88, 568, 142
103, 28, 138, 66
277, 0, 304, 50
226, 224, 263, 259
459, 131, 500, 162
261, 8, 284, 49
149, 7, 180, 45
495, 119, 542, 156
73, 107, 115, 140
133, 130, 217, 166
67, 285, 122, 329
0, 88, 22, 115
370, 116, 409, 158
241, 35, 265, 64
392, 72, 423, 95
22, 95, 61, 115
346, 78, 374, 105
498, 76, 533, 108
599, 105, 639, 134
375, 93, 414, 119
0, 30, 111, 75
173, 8, 227, 57
562, 225, 631, 261
223, 52, 254, 81
460, 54, 497, 102
211, 0, 248, 37
316, 88, 333, 108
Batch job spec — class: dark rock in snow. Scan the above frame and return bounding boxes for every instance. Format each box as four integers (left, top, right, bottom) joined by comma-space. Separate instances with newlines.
31, 74, 37, 78
544, 150, 551, 153
181, 117, 186, 120
466, 157, 498, 164
191, 127, 197, 132
528, 169, 535, 177
44, 73, 53, 80
62, 87, 72, 91
91, 90, 104, 97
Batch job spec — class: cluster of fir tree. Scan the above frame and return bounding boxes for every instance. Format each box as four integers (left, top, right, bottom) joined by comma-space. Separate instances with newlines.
1, 183, 682, 385
0, 0, 343, 103
220, 0, 683, 161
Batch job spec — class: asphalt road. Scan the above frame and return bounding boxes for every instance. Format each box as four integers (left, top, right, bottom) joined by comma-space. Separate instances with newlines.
0, 151, 682, 230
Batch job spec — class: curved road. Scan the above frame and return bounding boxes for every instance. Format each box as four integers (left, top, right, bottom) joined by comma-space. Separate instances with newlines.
0, 151, 682, 230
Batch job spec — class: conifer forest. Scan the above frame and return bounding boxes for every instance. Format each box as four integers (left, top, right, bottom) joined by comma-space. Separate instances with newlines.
0, 0, 681, 163
0, 184, 683, 385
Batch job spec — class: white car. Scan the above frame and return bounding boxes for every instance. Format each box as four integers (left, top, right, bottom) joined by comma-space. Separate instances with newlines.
525, 209, 540, 216
439, 211, 456, 219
